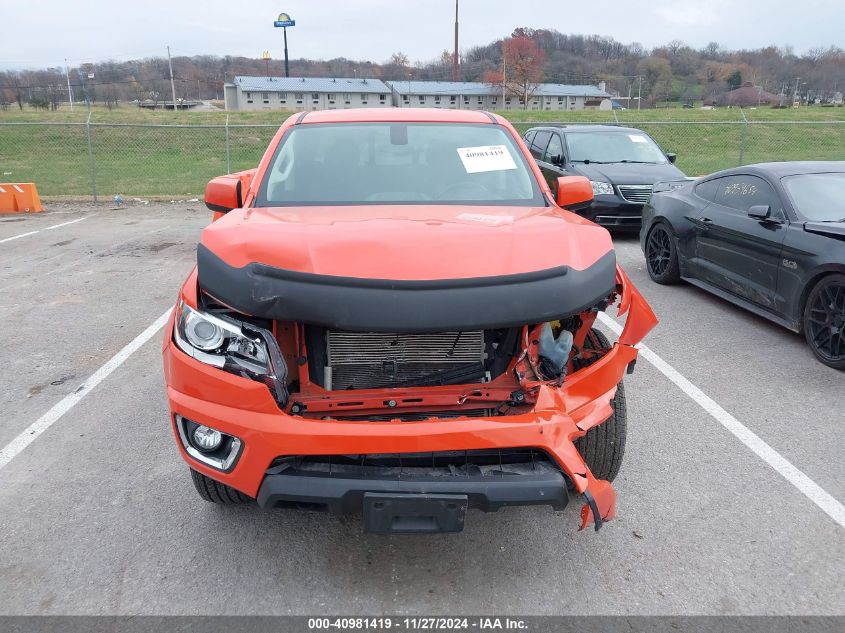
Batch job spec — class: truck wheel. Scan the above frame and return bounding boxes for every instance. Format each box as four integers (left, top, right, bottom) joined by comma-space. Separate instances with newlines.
190, 469, 253, 504
573, 328, 627, 482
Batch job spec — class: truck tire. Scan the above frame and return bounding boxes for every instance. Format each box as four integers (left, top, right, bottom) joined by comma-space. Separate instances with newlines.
573, 328, 627, 482
190, 468, 253, 504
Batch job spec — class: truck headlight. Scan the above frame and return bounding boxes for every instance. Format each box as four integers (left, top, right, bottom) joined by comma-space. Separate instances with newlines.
590, 181, 614, 196
175, 302, 268, 373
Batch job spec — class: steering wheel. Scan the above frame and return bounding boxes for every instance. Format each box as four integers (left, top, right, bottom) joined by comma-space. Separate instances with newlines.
436, 181, 493, 200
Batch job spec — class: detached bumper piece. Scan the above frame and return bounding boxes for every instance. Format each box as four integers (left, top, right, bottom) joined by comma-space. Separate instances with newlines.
256, 449, 569, 533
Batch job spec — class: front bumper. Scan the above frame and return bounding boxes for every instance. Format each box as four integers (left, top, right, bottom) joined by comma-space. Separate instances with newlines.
582, 197, 644, 230
257, 459, 569, 514
162, 267, 657, 531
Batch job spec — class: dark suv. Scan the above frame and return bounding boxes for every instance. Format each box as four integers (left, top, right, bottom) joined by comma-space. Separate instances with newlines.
524, 125, 687, 230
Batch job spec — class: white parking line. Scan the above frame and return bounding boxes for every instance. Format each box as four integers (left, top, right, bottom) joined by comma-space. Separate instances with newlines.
598, 312, 845, 530
0, 308, 171, 472
0, 217, 88, 244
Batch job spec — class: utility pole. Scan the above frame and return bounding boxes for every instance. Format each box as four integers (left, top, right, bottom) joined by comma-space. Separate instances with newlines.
167, 45, 178, 111
637, 75, 643, 110
64, 59, 74, 110
502, 48, 506, 106
452, 0, 459, 81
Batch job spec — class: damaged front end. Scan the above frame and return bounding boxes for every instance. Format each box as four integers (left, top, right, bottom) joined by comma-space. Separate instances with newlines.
177, 248, 657, 531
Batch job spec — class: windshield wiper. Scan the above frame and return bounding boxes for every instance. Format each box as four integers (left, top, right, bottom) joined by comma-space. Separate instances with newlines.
572, 159, 659, 165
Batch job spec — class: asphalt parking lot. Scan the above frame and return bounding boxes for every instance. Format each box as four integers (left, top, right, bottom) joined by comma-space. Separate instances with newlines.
0, 203, 843, 616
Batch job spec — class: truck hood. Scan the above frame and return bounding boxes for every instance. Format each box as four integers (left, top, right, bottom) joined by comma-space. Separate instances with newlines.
199, 204, 613, 280
195, 205, 618, 332
570, 162, 687, 185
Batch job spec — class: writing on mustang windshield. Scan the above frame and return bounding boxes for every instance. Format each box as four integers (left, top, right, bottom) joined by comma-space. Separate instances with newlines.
257, 123, 544, 206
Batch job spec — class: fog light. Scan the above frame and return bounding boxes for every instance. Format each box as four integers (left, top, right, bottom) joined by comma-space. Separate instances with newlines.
192, 425, 223, 452
176, 416, 242, 472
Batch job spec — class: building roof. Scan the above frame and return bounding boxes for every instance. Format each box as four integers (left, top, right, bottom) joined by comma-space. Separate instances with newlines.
233, 76, 391, 94
230, 76, 611, 98
389, 81, 495, 96
387, 80, 610, 98
710, 82, 782, 107
534, 83, 610, 97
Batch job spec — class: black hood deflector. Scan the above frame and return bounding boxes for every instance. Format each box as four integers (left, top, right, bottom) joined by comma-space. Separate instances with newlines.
196, 244, 617, 333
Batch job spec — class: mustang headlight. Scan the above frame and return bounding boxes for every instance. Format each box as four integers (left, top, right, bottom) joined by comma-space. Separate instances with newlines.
174, 302, 269, 374
590, 181, 614, 196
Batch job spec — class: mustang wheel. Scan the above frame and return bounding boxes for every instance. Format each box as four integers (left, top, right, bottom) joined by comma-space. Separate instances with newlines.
645, 223, 681, 284
803, 274, 845, 370
574, 329, 627, 482
190, 469, 253, 504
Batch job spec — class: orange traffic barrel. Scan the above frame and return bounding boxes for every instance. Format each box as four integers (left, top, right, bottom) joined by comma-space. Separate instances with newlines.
0, 183, 43, 213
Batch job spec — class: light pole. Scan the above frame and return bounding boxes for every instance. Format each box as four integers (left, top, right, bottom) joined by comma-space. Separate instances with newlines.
637, 75, 643, 110
273, 12, 296, 77
167, 45, 178, 110
64, 59, 74, 110
452, 0, 459, 81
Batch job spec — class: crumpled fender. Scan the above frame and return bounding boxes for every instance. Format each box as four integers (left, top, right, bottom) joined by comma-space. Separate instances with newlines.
563, 265, 657, 530
616, 265, 658, 347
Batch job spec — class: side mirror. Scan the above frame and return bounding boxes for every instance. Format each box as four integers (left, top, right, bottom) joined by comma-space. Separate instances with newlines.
747, 204, 772, 220
205, 175, 243, 213
552, 154, 565, 167
555, 176, 593, 210
666, 152, 677, 164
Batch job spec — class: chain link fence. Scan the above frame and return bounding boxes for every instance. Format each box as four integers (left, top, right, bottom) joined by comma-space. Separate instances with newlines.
1, 116, 843, 199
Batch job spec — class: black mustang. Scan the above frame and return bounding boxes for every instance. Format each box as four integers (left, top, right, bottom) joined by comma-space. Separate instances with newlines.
641, 162, 845, 369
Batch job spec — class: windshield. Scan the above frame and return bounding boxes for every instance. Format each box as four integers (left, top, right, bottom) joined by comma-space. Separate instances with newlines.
782, 173, 845, 221
256, 122, 544, 206
565, 131, 667, 164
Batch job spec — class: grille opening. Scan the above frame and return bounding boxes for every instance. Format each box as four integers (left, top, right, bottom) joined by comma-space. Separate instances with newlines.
325, 408, 495, 422
268, 448, 558, 479
303, 326, 520, 392
617, 184, 653, 204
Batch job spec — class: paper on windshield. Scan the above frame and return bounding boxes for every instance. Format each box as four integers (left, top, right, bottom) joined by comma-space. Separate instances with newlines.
628, 134, 648, 143
456, 145, 518, 173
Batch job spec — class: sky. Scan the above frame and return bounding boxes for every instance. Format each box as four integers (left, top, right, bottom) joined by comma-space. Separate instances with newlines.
1, 0, 842, 70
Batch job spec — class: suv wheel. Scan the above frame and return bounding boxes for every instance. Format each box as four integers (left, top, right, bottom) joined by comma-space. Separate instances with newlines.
573, 329, 627, 482
803, 274, 845, 370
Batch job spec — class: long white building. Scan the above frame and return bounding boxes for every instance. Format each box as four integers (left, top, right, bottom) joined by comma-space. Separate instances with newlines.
224, 76, 612, 112
224, 76, 393, 111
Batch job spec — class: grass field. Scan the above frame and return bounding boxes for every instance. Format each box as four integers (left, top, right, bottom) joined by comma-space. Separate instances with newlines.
1, 104, 843, 197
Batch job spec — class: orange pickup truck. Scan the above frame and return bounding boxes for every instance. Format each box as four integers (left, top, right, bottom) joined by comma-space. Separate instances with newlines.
162, 108, 657, 534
